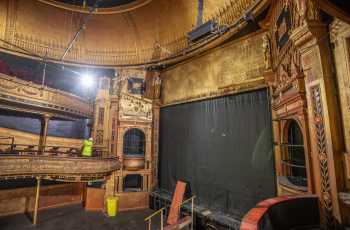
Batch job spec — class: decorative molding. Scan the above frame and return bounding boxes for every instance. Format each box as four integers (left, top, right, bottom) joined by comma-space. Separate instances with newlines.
0, 156, 120, 182
310, 84, 335, 229
119, 94, 152, 121
161, 32, 266, 106
0, 0, 269, 66
0, 73, 93, 119
264, 0, 313, 196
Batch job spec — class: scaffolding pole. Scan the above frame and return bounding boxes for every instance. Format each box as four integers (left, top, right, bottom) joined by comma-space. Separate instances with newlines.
33, 177, 41, 225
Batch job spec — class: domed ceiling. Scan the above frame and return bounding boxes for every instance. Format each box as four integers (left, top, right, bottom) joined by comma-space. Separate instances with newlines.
0, 0, 268, 66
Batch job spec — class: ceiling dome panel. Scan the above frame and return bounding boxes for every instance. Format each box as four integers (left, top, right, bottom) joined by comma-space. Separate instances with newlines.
0, 0, 268, 66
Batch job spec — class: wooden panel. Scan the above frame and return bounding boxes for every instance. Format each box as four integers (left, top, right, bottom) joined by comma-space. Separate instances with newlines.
167, 181, 186, 225
116, 192, 149, 211
345, 154, 350, 180
85, 188, 105, 211
0, 184, 83, 216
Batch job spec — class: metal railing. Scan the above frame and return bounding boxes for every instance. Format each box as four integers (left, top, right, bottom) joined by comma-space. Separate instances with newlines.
280, 144, 308, 188
145, 196, 196, 230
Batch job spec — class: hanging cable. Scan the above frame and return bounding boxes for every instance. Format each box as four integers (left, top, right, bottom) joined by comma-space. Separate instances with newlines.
60, 0, 101, 62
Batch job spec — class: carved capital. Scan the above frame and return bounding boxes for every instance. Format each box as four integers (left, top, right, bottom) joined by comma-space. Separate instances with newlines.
263, 69, 275, 85
42, 113, 51, 121
290, 21, 327, 51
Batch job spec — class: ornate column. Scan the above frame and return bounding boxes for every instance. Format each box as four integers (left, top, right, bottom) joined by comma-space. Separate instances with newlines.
291, 16, 345, 230
39, 114, 50, 154
93, 77, 111, 152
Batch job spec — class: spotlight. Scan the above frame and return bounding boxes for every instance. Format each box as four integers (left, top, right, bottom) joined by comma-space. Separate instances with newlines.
81, 73, 95, 88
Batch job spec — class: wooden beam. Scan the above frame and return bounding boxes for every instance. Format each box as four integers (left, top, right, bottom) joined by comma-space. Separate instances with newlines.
320, 0, 350, 25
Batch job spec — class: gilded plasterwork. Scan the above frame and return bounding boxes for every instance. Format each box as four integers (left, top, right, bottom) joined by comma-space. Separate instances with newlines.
161, 33, 265, 105
0, 73, 93, 118
119, 94, 152, 121
0, 0, 260, 65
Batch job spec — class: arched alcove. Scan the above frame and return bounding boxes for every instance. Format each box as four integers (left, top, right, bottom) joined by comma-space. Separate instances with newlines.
123, 128, 145, 157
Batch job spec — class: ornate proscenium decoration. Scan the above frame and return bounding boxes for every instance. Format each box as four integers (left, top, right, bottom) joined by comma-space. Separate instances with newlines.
263, 0, 348, 228
92, 68, 160, 211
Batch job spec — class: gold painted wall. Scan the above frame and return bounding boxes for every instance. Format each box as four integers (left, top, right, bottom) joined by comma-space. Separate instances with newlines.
160, 32, 266, 106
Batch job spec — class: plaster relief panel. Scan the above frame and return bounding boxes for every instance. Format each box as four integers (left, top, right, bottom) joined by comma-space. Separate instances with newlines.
161, 33, 265, 105
119, 94, 152, 121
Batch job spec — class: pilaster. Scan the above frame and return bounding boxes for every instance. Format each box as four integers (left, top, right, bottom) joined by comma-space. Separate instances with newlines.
291, 21, 345, 227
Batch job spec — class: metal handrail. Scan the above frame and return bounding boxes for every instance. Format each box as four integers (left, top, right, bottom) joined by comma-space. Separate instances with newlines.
145, 207, 166, 221
145, 195, 195, 230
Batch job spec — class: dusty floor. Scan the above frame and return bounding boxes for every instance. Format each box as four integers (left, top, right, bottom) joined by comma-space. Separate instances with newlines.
0, 204, 160, 230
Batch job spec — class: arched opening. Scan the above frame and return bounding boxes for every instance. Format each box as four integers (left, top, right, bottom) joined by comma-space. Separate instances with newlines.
123, 128, 145, 157
282, 120, 307, 188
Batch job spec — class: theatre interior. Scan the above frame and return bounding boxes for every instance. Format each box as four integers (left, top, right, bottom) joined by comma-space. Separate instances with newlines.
1, 0, 350, 229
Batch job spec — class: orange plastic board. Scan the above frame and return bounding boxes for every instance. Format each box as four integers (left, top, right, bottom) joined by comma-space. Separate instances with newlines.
166, 181, 186, 225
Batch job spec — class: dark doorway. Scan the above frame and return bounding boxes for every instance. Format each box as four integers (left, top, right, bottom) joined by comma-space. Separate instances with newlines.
124, 174, 142, 192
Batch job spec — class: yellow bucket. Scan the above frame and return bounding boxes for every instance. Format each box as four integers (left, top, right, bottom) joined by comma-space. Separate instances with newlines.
106, 196, 119, 217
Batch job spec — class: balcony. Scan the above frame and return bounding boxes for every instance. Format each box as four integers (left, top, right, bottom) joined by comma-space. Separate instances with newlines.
0, 73, 93, 119
0, 143, 119, 182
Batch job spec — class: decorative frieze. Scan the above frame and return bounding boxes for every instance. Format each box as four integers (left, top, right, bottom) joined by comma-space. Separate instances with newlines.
0, 155, 120, 182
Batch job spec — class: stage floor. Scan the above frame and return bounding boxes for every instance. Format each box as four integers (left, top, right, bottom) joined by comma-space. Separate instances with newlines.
0, 204, 160, 230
